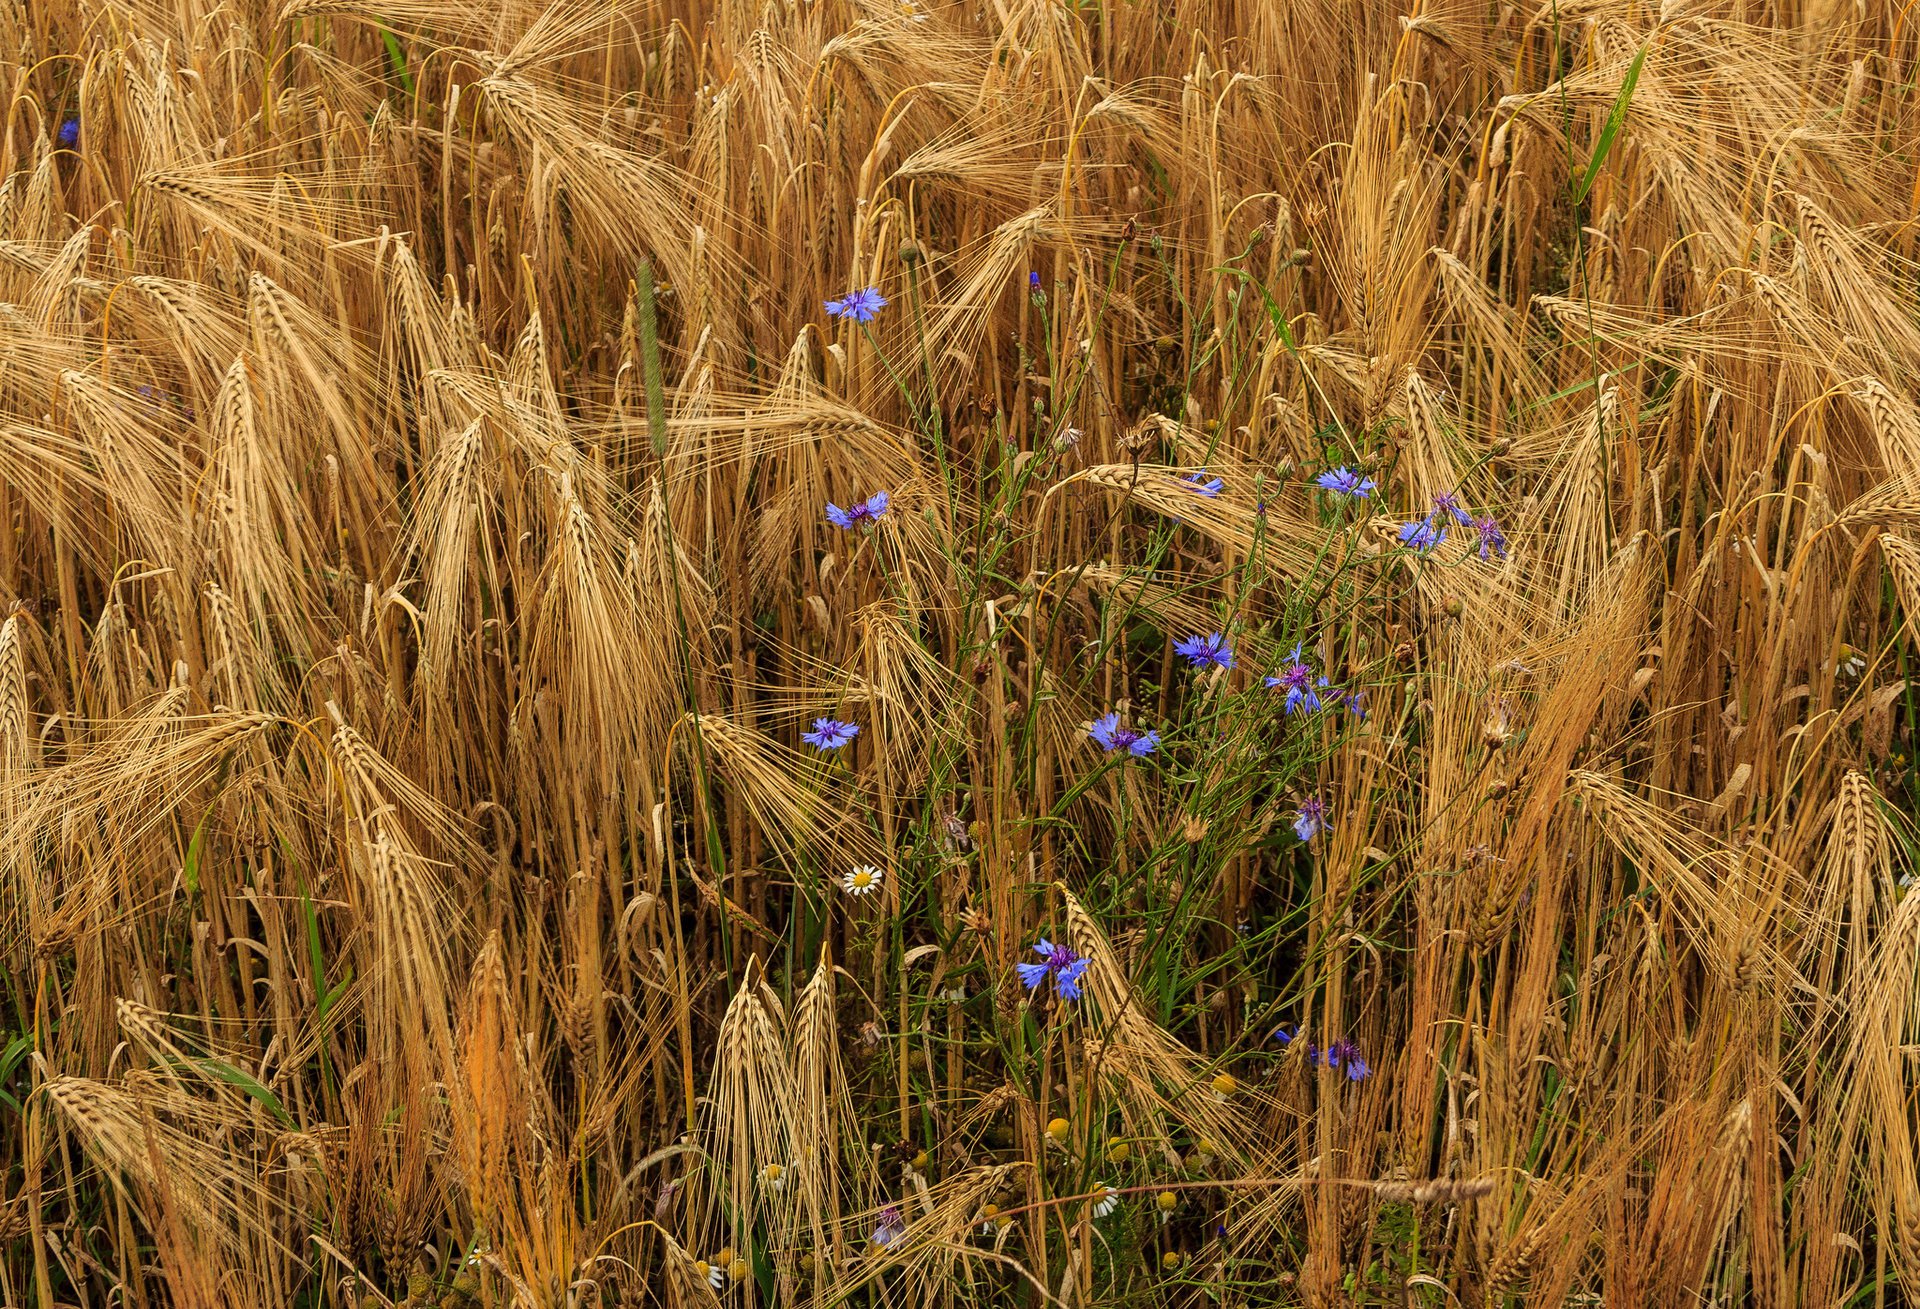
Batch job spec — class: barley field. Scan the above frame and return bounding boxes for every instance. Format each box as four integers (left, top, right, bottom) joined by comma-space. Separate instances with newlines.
2, 0, 1919, 1305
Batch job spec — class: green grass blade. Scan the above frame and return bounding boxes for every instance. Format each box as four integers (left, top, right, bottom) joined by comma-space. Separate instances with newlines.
1574, 43, 1648, 204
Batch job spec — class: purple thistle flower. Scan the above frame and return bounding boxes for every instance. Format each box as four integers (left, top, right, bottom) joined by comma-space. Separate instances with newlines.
1089, 712, 1159, 757
1263, 644, 1333, 715
872, 1206, 906, 1247
1181, 470, 1224, 497
826, 286, 888, 322
1473, 515, 1508, 561
1174, 632, 1235, 670
56, 118, 79, 149
1017, 938, 1090, 1000
803, 718, 860, 750
1292, 796, 1327, 842
1431, 490, 1473, 526
1398, 516, 1445, 553
1314, 466, 1376, 499
824, 490, 891, 529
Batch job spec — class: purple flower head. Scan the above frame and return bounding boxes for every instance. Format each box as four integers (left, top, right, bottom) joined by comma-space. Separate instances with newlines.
803, 718, 860, 750
1089, 712, 1159, 757
1431, 490, 1473, 526
1264, 644, 1333, 715
825, 490, 891, 529
1174, 632, 1235, 671
1340, 688, 1368, 720
1292, 796, 1327, 842
1181, 470, 1224, 498
57, 118, 80, 150
1322, 1038, 1371, 1081
1017, 938, 1091, 1000
1314, 466, 1376, 499
1473, 515, 1508, 561
872, 1206, 906, 1247
1398, 516, 1446, 553
826, 286, 888, 322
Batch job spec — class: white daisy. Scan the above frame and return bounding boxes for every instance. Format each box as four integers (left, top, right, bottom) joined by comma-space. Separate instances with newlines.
842, 864, 884, 896
695, 1259, 724, 1291
761, 1162, 786, 1193
1091, 1186, 1121, 1219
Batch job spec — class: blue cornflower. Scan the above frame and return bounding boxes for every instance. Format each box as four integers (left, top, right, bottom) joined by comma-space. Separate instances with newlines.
1089, 712, 1159, 757
56, 118, 79, 149
1473, 515, 1508, 560
1029, 271, 1042, 291
1340, 688, 1368, 720
1174, 632, 1235, 670
1017, 938, 1091, 1000
1263, 644, 1332, 715
826, 286, 888, 322
1314, 466, 1376, 499
871, 1206, 906, 1248
1325, 1038, 1372, 1081
825, 490, 891, 529
1181, 470, 1224, 497
1292, 796, 1327, 842
1279, 1027, 1370, 1079
1398, 516, 1445, 553
1431, 490, 1473, 526
803, 718, 860, 750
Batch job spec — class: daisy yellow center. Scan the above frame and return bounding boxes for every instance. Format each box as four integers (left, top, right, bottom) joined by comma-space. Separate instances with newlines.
853, 870, 875, 888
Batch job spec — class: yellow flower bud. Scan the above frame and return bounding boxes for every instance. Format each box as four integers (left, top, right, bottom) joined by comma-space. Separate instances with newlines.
1210, 1073, 1237, 1098
1046, 1117, 1070, 1145
1106, 1140, 1131, 1163
1156, 1190, 1178, 1212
